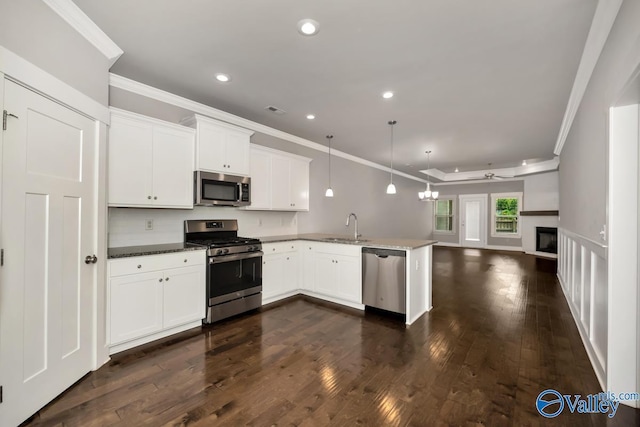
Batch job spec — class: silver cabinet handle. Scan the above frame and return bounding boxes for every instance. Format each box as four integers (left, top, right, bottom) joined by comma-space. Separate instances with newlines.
148, 196, 152, 200
137, 264, 142, 269
165, 277, 170, 281
154, 196, 157, 200
159, 278, 163, 282
84, 254, 97, 264
184, 259, 187, 263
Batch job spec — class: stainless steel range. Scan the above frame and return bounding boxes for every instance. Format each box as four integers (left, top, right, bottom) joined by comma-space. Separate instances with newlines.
184, 219, 262, 323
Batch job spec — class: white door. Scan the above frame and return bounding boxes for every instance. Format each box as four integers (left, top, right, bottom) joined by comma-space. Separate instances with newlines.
0, 80, 97, 426
459, 194, 487, 248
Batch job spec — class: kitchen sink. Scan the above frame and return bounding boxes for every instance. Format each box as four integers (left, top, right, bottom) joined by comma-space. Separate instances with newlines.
321, 237, 370, 244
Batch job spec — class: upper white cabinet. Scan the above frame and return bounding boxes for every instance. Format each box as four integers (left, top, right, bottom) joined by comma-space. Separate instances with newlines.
180, 114, 254, 176
109, 108, 195, 209
245, 145, 311, 211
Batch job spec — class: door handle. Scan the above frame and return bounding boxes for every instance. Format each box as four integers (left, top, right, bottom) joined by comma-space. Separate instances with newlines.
84, 254, 98, 264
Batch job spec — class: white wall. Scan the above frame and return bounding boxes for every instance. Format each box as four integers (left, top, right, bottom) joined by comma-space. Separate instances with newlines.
0, 1, 110, 105
523, 171, 559, 210
521, 172, 559, 256
108, 207, 297, 247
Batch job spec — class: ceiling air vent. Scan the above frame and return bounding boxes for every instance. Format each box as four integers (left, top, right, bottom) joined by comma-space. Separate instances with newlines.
265, 105, 286, 115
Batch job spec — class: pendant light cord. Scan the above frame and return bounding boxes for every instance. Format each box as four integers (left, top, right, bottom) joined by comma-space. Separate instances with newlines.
388, 120, 396, 183
326, 135, 333, 188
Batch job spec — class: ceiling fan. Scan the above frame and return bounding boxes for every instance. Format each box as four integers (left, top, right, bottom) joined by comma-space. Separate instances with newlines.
482, 164, 511, 180
445, 163, 514, 182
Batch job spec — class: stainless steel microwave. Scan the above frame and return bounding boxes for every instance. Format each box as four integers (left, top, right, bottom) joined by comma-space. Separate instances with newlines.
194, 171, 251, 207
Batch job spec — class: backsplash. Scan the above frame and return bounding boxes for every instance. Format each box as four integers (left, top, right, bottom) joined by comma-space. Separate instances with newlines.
108, 207, 298, 248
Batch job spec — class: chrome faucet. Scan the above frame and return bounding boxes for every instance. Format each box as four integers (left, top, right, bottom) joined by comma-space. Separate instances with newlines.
346, 213, 360, 240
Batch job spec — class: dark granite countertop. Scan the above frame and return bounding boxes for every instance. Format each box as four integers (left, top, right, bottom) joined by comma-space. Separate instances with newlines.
108, 242, 206, 259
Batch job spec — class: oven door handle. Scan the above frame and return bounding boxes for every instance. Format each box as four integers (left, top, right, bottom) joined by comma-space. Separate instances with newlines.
209, 251, 264, 264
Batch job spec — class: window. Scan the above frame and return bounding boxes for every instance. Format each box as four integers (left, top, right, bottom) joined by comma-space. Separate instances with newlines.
491, 192, 522, 237
434, 198, 455, 233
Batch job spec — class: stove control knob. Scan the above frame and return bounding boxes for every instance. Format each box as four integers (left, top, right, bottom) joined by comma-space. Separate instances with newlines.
216, 249, 223, 255
223, 248, 230, 254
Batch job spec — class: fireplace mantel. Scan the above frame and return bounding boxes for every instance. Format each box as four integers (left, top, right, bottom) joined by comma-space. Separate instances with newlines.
520, 210, 559, 216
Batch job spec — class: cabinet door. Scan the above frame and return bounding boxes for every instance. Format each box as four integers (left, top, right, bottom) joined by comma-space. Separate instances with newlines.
301, 244, 315, 292
109, 272, 163, 345
262, 253, 286, 300
108, 115, 153, 206
283, 251, 299, 293
336, 255, 362, 304
314, 251, 338, 297
289, 157, 310, 211
246, 148, 271, 210
196, 121, 227, 172
270, 156, 291, 210
163, 265, 205, 329
225, 130, 250, 175
152, 125, 195, 208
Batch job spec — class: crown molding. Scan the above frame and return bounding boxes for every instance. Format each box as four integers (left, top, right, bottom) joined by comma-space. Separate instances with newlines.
554, 0, 623, 155
109, 73, 427, 184
421, 157, 559, 182
43, 0, 123, 66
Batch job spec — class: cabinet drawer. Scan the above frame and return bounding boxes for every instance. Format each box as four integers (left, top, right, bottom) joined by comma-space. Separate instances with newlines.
263, 241, 299, 254
314, 242, 362, 257
109, 250, 206, 277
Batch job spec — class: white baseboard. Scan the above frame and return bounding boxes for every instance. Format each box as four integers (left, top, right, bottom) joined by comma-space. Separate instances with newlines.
525, 250, 558, 259
485, 245, 523, 252
434, 242, 461, 248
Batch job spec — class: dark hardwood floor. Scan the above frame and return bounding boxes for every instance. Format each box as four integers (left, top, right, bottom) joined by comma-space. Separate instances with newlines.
22, 247, 640, 426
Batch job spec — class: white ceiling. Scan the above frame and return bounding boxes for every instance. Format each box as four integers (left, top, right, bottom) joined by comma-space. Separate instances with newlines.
74, 0, 597, 179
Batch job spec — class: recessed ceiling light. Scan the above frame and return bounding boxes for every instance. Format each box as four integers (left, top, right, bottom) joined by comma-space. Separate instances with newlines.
215, 73, 230, 83
455, 167, 459, 173
382, 91, 394, 99
297, 19, 319, 36
522, 160, 527, 166
306, 114, 315, 120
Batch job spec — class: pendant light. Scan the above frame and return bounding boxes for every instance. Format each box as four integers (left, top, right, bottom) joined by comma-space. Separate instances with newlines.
386, 120, 397, 194
325, 135, 334, 197
418, 150, 439, 201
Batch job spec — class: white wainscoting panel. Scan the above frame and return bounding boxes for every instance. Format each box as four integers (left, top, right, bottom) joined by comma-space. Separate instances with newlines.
557, 228, 608, 387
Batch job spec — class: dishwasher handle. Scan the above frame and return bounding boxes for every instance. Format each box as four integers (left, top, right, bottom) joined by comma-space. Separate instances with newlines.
375, 254, 389, 259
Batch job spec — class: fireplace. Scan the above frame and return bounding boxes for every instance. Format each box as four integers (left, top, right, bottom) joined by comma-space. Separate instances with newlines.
536, 227, 558, 254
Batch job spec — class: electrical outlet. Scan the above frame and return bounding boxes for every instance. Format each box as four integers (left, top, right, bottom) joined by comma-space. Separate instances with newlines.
145, 219, 153, 230
258, 218, 263, 226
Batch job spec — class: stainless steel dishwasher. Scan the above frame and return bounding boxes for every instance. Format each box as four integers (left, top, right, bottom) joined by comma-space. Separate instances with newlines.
362, 247, 406, 314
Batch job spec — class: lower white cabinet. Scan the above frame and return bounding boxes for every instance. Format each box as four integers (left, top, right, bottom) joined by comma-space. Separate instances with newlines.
107, 250, 206, 353
262, 242, 299, 303
261, 241, 362, 307
313, 244, 362, 304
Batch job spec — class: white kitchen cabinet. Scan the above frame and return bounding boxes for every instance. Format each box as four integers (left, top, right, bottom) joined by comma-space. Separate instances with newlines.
109, 108, 195, 208
107, 250, 206, 354
181, 114, 254, 176
245, 145, 311, 211
248, 147, 271, 210
262, 242, 300, 303
313, 244, 362, 304
301, 243, 316, 292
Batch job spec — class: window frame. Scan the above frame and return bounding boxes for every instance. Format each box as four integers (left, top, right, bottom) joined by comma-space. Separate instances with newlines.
490, 192, 522, 238
433, 196, 456, 235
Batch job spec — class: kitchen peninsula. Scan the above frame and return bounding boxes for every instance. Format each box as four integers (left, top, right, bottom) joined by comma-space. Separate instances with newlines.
260, 233, 437, 325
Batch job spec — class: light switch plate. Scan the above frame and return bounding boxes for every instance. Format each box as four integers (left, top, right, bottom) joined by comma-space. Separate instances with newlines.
145, 219, 153, 230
